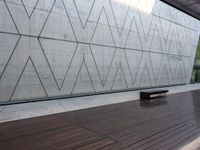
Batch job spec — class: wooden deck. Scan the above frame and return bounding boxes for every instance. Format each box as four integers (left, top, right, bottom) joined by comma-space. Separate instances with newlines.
1, 90, 200, 150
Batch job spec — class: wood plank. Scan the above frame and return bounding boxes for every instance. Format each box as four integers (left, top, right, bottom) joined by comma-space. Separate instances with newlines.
1, 90, 200, 150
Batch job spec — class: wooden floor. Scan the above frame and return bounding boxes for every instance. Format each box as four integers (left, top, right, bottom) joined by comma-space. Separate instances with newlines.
1, 90, 200, 150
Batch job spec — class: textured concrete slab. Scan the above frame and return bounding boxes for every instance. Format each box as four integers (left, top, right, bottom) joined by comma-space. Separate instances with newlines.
0, 0, 199, 103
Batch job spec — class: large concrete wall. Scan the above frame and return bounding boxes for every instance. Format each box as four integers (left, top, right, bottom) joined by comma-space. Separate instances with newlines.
0, 0, 199, 103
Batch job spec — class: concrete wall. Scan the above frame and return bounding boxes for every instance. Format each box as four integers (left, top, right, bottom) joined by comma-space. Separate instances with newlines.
0, 0, 199, 103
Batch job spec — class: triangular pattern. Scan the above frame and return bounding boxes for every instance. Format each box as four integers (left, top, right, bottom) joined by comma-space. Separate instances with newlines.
40, 0, 76, 41
72, 61, 95, 94
21, 0, 38, 18
90, 45, 115, 85
60, 44, 104, 94
159, 18, 171, 52
40, 39, 77, 89
149, 27, 163, 53
11, 59, 47, 101
125, 18, 142, 50
134, 52, 155, 87
0, 36, 60, 101
159, 64, 170, 86
158, 55, 172, 85
168, 31, 179, 54
175, 26, 185, 55
112, 62, 127, 90
125, 50, 143, 83
0, 34, 19, 76
168, 55, 179, 83
91, 8, 115, 46
136, 12, 158, 51
175, 61, 186, 84
139, 63, 151, 88
137, 11, 153, 37
110, 0, 129, 33
0, 1, 18, 33
74, 0, 95, 27
149, 53, 163, 81
5, 0, 55, 36
0, 0, 199, 103
104, 48, 133, 89
182, 30, 193, 56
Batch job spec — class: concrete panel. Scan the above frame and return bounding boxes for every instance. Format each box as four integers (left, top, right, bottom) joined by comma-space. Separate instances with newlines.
0, 0, 200, 102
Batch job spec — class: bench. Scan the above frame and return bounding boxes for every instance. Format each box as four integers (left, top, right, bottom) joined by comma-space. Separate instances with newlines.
140, 89, 169, 101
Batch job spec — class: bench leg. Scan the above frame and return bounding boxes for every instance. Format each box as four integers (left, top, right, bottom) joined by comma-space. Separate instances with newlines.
140, 93, 150, 101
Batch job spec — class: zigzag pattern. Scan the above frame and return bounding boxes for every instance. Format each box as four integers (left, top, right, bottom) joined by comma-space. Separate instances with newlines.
0, 0, 199, 102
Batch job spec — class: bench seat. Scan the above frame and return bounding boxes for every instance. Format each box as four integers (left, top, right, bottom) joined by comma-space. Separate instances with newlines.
140, 89, 169, 100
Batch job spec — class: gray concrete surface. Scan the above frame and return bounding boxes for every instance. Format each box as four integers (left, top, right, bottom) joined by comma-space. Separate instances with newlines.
0, 0, 199, 102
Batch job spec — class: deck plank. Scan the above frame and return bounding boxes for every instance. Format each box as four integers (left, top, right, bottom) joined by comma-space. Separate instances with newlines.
1, 90, 200, 150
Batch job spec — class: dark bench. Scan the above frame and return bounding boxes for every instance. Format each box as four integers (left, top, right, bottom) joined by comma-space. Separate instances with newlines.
140, 89, 169, 100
